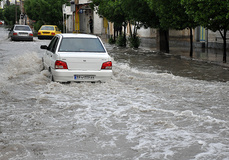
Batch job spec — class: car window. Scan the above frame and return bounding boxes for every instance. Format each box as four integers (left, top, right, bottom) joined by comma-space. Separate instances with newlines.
48, 37, 59, 53
41, 26, 54, 30
55, 27, 60, 31
53, 37, 59, 52
58, 38, 106, 52
15, 26, 31, 31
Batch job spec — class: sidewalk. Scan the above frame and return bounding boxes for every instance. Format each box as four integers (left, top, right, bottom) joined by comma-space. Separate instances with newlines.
169, 46, 229, 67
141, 45, 229, 68
139, 38, 229, 68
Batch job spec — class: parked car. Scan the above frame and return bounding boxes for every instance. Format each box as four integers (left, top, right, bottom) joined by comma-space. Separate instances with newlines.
0, 20, 4, 25
40, 33, 112, 83
38, 25, 61, 39
8, 25, 33, 41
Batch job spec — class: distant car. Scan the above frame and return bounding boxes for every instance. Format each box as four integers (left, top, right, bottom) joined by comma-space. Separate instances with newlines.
38, 25, 61, 39
8, 25, 33, 41
40, 33, 112, 83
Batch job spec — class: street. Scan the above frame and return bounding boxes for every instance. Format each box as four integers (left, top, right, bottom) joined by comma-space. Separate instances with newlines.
0, 26, 229, 160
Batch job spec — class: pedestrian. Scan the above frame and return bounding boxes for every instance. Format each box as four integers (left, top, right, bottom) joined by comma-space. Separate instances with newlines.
89, 16, 93, 34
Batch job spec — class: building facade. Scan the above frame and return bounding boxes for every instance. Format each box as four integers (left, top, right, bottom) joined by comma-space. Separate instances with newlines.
69, 0, 106, 35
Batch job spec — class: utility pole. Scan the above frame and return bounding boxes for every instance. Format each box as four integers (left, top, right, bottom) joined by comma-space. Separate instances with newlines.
63, 4, 66, 33
19, 0, 23, 25
15, 0, 18, 24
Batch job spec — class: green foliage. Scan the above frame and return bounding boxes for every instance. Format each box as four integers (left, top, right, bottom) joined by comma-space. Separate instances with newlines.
24, 0, 68, 31
146, 0, 198, 30
91, 0, 126, 26
33, 20, 43, 31
2, 4, 20, 25
181, 0, 229, 32
108, 36, 116, 44
0, 9, 3, 20
123, 0, 159, 28
91, 0, 159, 48
116, 34, 126, 47
128, 35, 141, 48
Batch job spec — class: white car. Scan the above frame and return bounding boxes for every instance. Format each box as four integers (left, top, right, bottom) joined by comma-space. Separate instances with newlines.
40, 34, 112, 82
8, 25, 33, 41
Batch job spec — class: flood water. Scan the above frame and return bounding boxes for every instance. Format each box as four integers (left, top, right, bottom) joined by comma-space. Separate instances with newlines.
109, 46, 229, 82
0, 26, 229, 160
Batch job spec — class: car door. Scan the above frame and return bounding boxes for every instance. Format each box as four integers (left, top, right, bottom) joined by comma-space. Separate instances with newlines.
44, 36, 59, 69
49, 37, 60, 70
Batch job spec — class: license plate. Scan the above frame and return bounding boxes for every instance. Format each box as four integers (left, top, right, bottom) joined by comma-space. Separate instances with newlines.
74, 75, 95, 80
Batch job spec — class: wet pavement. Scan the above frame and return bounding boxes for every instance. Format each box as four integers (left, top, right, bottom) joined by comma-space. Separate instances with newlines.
140, 39, 229, 67
169, 46, 229, 68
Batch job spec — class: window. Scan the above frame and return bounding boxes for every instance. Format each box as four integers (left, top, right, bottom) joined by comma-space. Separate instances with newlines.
55, 27, 60, 31
48, 37, 59, 53
58, 38, 105, 52
15, 26, 31, 31
41, 26, 55, 30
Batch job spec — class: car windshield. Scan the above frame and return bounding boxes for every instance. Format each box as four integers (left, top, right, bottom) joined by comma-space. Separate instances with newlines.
59, 38, 106, 52
15, 26, 31, 31
40, 26, 54, 30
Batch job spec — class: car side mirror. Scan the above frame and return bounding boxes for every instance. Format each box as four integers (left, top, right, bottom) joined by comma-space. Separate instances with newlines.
40, 45, 48, 49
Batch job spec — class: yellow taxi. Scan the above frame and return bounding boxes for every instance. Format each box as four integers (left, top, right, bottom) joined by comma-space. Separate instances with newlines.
38, 25, 61, 39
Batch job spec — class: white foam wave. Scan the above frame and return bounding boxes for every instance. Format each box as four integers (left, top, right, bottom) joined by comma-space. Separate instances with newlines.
7, 52, 42, 78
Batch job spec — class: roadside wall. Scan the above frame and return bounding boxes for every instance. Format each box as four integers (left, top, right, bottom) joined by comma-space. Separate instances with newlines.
94, 12, 103, 35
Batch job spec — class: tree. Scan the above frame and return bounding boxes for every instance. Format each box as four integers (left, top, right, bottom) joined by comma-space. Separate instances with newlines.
91, 0, 127, 45
24, 0, 69, 31
91, 0, 159, 47
146, 0, 172, 53
0, 9, 3, 20
121, 0, 159, 48
182, 0, 229, 63
2, 4, 20, 25
146, 0, 199, 55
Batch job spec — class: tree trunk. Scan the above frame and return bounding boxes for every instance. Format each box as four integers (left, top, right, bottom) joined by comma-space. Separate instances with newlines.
189, 27, 193, 57
219, 29, 227, 63
113, 24, 116, 41
223, 29, 227, 63
129, 21, 132, 38
158, 29, 169, 53
124, 24, 126, 47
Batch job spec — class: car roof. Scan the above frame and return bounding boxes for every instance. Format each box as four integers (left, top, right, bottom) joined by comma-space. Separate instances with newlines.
14, 24, 30, 26
41, 25, 57, 27
59, 33, 98, 39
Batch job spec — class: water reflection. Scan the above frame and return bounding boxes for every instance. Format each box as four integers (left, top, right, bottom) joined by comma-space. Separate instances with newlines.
170, 46, 229, 64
